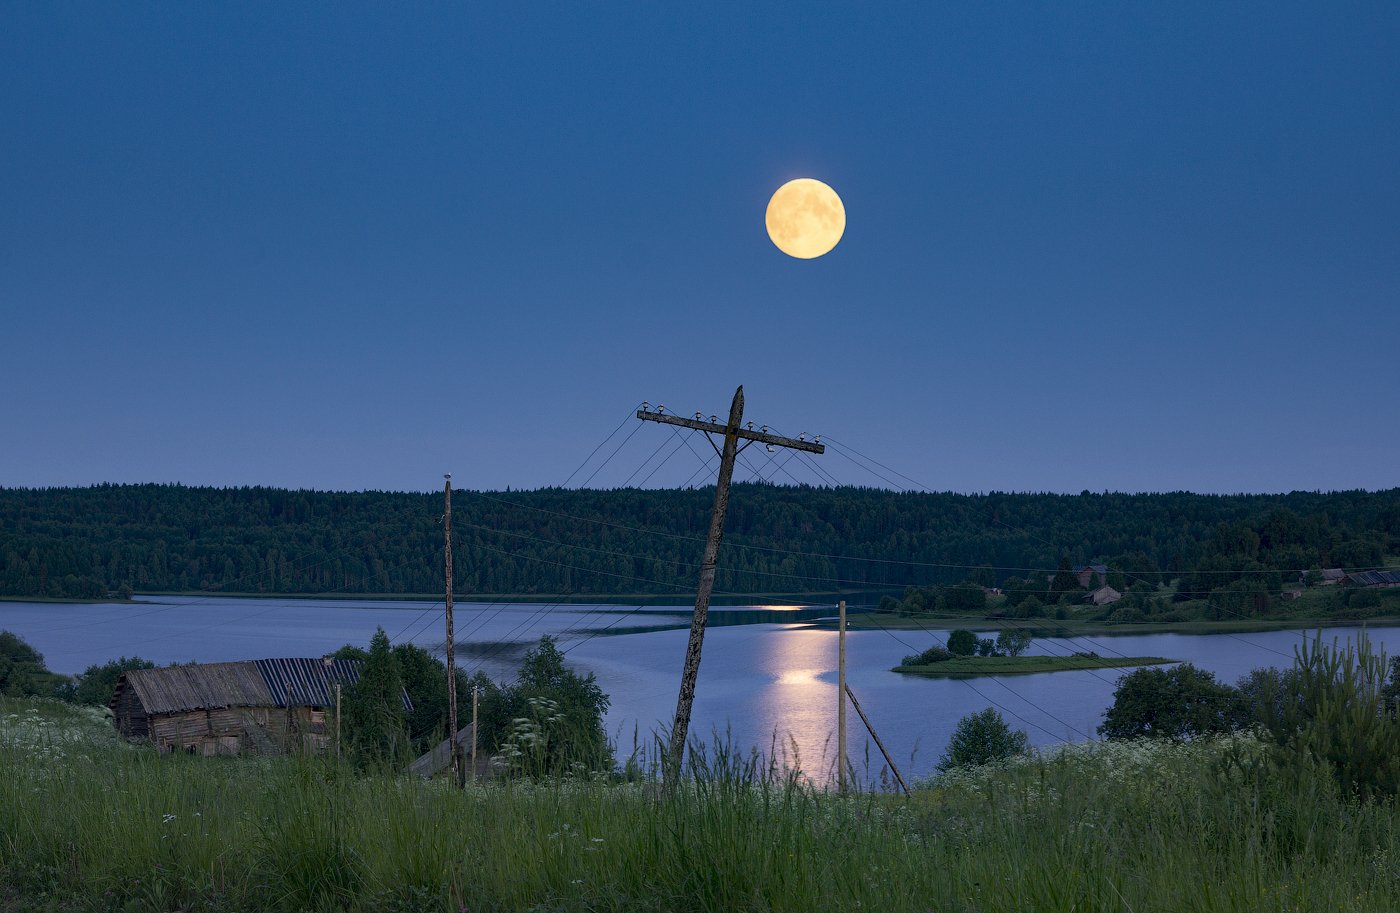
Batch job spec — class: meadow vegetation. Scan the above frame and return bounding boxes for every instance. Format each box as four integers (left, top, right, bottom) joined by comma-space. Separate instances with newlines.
4, 633, 1400, 911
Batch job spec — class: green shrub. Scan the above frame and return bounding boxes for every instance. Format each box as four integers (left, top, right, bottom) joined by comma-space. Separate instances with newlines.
995, 629, 1032, 657
0, 631, 70, 699
470, 636, 613, 776
71, 656, 155, 706
946, 629, 977, 656
1347, 589, 1382, 610
1105, 606, 1146, 625
1006, 594, 1045, 618
938, 707, 1029, 771
1100, 664, 1240, 740
902, 646, 952, 666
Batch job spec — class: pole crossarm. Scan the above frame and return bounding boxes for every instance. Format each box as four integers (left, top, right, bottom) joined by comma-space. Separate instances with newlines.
636, 409, 825, 454
635, 386, 825, 788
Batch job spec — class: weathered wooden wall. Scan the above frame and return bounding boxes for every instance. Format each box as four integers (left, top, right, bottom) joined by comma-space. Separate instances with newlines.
144, 705, 330, 756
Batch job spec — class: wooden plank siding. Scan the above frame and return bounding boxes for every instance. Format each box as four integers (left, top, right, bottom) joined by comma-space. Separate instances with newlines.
144, 706, 331, 756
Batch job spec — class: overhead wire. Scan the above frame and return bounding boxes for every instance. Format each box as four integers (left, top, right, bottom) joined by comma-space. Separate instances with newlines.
819, 437, 1298, 661
729, 426, 1258, 722
561, 404, 644, 487
453, 404, 718, 675
629, 423, 1098, 742
448, 404, 663, 668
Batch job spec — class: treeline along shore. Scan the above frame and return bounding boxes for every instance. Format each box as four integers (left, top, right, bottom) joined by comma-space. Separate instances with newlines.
1, 483, 1397, 605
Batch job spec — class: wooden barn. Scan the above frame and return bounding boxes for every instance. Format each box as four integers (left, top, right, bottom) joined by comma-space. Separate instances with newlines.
110, 657, 410, 756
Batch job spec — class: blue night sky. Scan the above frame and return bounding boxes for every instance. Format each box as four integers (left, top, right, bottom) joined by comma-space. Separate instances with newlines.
3, 3, 1397, 495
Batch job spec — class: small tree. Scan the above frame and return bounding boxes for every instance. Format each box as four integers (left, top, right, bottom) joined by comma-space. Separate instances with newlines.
0, 631, 69, 698
946, 629, 978, 656
943, 585, 987, 614
341, 627, 409, 764
465, 636, 613, 777
1099, 663, 1240, 740
1234, 666, 1300, 729
1011, 595, 1046, 619
996, 629, 1033, 657
1267, 632, 1400, 802
72, 656, 155, 706
975, 637, 998, 657
939, 708, 1029, 771
1051, 555, 1081, 595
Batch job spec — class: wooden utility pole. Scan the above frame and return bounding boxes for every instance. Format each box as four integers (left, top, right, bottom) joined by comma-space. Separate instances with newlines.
636, 386, 824, 780
838, 599, 848, 794
444, 474, 461, 785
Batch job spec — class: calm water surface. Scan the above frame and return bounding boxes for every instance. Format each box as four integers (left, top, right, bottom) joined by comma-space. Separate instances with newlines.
4, 596, 1393, 781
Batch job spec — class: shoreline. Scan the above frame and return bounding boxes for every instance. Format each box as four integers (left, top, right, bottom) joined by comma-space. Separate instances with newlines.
892, 654, 1176, 677
827, 611, 1400, 637
0, 590, 848, 607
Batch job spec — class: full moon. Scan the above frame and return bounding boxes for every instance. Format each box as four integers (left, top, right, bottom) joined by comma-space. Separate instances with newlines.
765, 178, 845, 259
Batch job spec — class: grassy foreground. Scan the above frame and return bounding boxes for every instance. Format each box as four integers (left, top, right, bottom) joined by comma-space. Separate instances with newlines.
5, 698, 1400, 912
893, 654, 1175, 676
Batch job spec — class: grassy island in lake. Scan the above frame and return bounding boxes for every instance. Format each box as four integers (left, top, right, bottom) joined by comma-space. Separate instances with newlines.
893, 654, 1176, 677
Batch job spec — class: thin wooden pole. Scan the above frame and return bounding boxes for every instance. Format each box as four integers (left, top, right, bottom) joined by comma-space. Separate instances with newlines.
837, 599, 848, 794
844, 683, 911, 796
335, 683, 342, 760
444, 475, 460, 786
666, 385, 744, 781
470, 686, 479, 783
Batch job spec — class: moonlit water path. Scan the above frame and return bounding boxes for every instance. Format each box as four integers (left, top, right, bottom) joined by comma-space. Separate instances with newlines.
5, 596, 1394, 781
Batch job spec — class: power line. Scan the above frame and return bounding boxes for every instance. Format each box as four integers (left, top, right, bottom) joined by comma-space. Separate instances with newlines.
820, 438, 1298, 661
561, 404, 644, 487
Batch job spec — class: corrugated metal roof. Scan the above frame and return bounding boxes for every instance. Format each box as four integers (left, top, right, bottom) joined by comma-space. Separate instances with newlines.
1344, 570, 1400, 587
122, 662, 276, 715
254, 657, 413, 709
115, 657, 413, 715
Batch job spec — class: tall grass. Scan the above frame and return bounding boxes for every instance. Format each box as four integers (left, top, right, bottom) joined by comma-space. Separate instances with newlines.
3, 697, 1400, 912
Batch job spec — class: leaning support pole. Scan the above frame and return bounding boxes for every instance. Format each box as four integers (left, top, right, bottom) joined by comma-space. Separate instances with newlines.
844, 682, 911, 796
634, 387, 824, 787
665, 386, 745, 781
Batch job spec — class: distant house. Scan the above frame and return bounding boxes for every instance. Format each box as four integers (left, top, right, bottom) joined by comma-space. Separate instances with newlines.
1319, 568, 1347, 585
1043, 565, 1110, 587
110, 657, 411, 756
1341, 570, 1400, 589
1074, 565, 1109, 588
1084, 585, 1123, 606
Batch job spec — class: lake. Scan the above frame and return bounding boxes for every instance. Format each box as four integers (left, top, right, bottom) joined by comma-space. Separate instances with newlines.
4, 595, 1394, 782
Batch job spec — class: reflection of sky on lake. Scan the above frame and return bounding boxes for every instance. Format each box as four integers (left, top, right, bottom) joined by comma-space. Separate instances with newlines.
7, 596, 1400, 783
